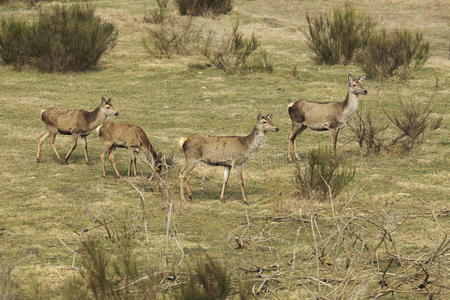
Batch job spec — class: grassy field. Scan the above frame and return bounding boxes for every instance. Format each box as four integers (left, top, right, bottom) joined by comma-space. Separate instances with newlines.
0, 0, 449, 298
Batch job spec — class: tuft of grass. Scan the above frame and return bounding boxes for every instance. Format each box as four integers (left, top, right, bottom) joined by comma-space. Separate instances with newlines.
358, 29, 430, 80
202, 22, 273, 73
175, 0, 232, 16
305, 5, 375, 65
294, 147, 355, 200
0, 4, 117, 72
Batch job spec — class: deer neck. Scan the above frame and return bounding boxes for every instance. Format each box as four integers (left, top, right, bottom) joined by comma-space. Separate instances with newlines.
86, 107, 108, 131
343, 90, 359, 118
245, 126, 266, 156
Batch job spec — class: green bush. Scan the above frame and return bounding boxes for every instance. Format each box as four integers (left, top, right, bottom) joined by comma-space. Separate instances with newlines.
202, 23, 273, 73
358, 29, 430, 80
305, 5, 375, 65
0, 4, 117, 72
175, 0, 232, 16
294, 147, 355, 200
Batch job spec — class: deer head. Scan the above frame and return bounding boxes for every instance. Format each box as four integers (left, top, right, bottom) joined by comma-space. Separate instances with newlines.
348, 74, 368, 95
256, 112, 279, 133
100, 97, 119, 117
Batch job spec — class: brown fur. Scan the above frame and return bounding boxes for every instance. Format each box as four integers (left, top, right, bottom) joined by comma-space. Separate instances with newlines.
178, 113, 279, 204
36, 97, 118, 165
97, 121, 161, 177
287, 74, 368, 161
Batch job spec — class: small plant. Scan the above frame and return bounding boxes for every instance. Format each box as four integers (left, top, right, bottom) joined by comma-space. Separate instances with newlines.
305, 5, 375, 65
144, 17, 201, 58
175, 0, 232, 16
294, 147, 355, 200
177, 253, 231, 300
0, 4, 117, 72
144, 0, 170, 24
358, 29, 430, 80
385, 98, 441, 151
348, 104, 388, 154
202, 23, 273, 73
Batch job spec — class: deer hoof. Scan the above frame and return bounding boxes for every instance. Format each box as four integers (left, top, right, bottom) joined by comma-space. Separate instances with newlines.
188, 195, 192, 201
60, 161, 68, 165
36, 158, 41, 163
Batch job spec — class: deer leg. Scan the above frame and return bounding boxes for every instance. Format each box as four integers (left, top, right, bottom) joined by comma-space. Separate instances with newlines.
127, 148, 137, 176
80, 136, 90, 165
220, 166, 231, 203
236, 166, 249, 204
108, 146, 122, 177
100, 144, 112, 178
48, 132, 64, 163
330, 128, 339, 153
288, 123, 306, 162
37, 131, 50, 162
178, 161, 197, 202
63, 133, 79, 164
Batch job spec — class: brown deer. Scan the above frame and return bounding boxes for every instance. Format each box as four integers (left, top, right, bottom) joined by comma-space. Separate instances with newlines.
287, 74, 367, 161
37, 97, 119, 165
96, 121, 162, 177
178, 113, 279, 204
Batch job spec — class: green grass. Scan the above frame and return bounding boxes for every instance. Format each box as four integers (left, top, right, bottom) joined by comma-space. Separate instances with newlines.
0, 0, 449, 298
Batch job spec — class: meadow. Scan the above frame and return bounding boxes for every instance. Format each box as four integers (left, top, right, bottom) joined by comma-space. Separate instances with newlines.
0, 0, 449, 298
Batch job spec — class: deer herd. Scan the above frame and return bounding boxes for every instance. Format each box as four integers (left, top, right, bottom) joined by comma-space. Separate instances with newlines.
36, 74, 367, 204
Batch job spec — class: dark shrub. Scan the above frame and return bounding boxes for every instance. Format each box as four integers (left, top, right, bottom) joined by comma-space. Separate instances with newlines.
305, 5, 374, 65
177, 253, 231, 300
144, 0, 170, 24
294, 147, 355, 200
202, 23, 273, 73
358, 29, 430, 80
175, 0, 232, 16
0, 4, 117, 72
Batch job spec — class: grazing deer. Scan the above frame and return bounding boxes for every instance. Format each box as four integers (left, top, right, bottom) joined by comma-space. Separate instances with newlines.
37, 97, 119, 165
178, 113, 279, 204
287, 74, 367, 161
96, 121, 162, 177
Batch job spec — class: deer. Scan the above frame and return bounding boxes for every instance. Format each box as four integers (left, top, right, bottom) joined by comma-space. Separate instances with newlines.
37, 97, 119, 165
178, 113, 279, 204
287, 74, 368, 162
96, 121, 162, 178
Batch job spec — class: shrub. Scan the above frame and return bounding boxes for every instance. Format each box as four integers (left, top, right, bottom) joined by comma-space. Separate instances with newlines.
385, 98, 441, 151
358, 29, 430, 80
144, 0, 170, 24
202, 23, 273, 73
0, 4, 117, 72
144, 17, 201, 58
175, 0, 232, 16
294, 147, 355, 200
348, 104, 388, 154
177, 253, 231, 300
305, 5, 375, 65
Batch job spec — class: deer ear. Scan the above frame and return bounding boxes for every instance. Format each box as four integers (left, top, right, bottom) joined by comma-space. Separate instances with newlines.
101, 97, 106, 105
359, 76, 366, 82
348, 74, 353, 83
257, 112, 263, 120
107, 97, 112, 104
267, 112, 274, 119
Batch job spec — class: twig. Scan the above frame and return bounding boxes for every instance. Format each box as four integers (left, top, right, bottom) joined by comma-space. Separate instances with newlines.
130, 183, 149, 244
288, 225, 301, 297
56, 236, 78, 270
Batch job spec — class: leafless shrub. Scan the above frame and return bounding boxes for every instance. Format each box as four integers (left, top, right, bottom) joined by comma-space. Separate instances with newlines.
144, 0, 170, 24
385, 97, 442, 152
175, 0, 232, 17
202, 22, 273, 74
348, 103, 388, 154
143, 17, 202, 58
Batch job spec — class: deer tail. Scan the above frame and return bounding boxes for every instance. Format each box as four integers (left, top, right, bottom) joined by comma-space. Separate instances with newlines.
40, 110, 46, 122
96, 124, 103, 136
178, 136, 188, 152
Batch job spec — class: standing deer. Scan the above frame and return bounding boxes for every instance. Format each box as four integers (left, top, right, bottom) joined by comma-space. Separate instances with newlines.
96, 121, 162, 177
287, 74, 367, 162
37, 97, 119, 165
178, 113, 279, 204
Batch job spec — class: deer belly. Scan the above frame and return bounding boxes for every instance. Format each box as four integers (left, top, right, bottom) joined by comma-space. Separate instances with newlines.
306, 122, 330, 131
